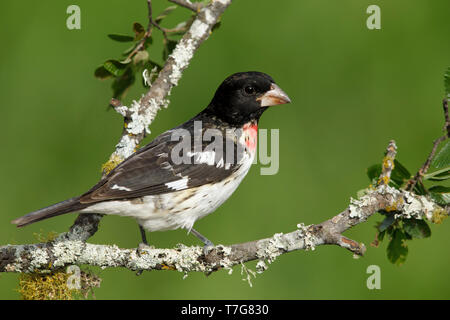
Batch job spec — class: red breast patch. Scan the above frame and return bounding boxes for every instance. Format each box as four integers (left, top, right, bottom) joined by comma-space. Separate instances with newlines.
243, 123, 258, 151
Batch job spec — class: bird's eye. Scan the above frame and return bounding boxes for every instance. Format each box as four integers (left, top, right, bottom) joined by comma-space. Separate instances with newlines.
244, 86, 256, 95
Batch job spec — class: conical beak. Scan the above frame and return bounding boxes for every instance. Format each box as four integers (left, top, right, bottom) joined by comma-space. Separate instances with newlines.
257, 83, 291, 107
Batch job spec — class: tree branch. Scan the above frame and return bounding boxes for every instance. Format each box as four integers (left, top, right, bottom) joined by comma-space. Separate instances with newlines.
378, 140, 397, 186
1, 183, 447, 274
406, 99, 449, 191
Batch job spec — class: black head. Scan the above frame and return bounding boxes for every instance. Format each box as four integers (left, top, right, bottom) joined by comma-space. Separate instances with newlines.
205, 71, 291, 126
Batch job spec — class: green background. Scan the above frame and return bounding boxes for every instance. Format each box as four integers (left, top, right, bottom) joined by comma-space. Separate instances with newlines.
1, 0, 449, 299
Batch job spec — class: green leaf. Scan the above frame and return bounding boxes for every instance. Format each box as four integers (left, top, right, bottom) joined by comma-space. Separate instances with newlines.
427, 168, 450, 181
123, 43, 137, 56
120, 57, 132, 64
430, 193, 450, 205
366, 160, 410, 187
103, 60, 128, 77
413, 181, 428, 195
112, 67, 135, 99
133, 22, 146, 40
378, 230, 386, 242
429, 185, 450, 205
429, 185, 450, 193
155, 6, 177, 23
432, 141, 450, 169
133, 50, 149, 65
386, 224, 395, 236
387, 229, 408, 266
162, 39, 178, 61
444, 66, 450, 97
403, 219, 431, 239
94, 65, 113, 79
367, 164, 381, 182
144, 36, 153, 47
391, 160, 411, 185
107, 34, 135, 42
378, 215, 395, 232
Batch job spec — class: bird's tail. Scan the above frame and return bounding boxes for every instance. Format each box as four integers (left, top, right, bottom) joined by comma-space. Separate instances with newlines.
11, 196, 88, 227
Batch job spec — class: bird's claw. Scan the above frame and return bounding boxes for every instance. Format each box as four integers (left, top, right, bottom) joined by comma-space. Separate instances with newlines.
136, 242, 153, 257
135, 242, 153, 276
203, 241, 215, 256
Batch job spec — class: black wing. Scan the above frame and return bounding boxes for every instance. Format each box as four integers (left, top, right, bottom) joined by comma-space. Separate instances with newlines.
79, 118, 241, 204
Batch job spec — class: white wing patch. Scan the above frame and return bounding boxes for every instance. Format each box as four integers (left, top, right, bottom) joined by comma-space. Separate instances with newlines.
216, 157, 224, 168
187, 150, 230, 169
165, 177, 189, 191
187, 151, 216, 166
111, 184, 132, 192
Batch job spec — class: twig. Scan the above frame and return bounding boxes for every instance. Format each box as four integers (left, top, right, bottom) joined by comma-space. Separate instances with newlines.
164, 25, 189, 34
124, 0, 155, 62
443, 98, 449, 136
153, 21, 168, 41
378, 140, 397, 186
406, 99, 450, 191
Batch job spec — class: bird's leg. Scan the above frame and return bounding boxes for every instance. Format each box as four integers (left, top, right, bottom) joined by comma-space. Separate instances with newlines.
190, 228, 214, 255
136, 225, 150, 276
137, 225, 152, 255
139, 225, 148, 246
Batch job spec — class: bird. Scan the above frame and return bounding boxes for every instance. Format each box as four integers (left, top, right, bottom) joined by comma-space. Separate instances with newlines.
12, 71, 291, 252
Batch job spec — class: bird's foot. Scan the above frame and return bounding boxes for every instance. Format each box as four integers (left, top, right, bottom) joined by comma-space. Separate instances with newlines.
136, 242, 153, 257
203, 241, 215, 256
190, 228, 215, 255
135, 242, 153, 276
